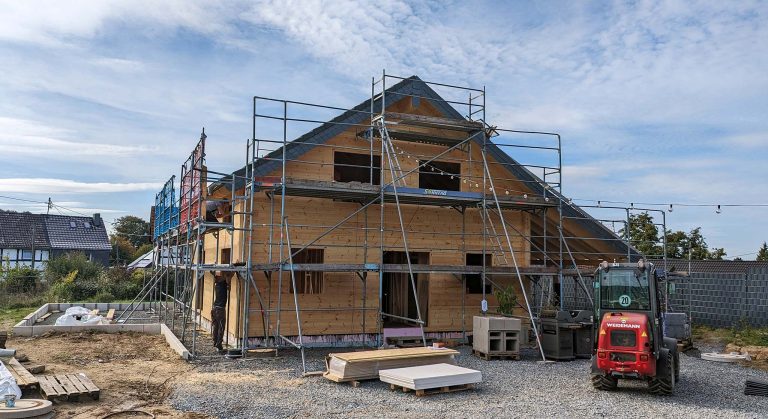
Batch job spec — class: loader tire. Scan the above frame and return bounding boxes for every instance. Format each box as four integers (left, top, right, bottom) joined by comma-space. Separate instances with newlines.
591, 374, 618, 391
674, 348, 680, 382
649, 351, 675, 395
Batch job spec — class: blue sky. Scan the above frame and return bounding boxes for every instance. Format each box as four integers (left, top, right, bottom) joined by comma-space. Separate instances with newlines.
0, 0, 766, 258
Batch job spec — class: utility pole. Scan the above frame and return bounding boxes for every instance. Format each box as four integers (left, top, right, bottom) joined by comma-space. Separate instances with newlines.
30, 223, 36, 270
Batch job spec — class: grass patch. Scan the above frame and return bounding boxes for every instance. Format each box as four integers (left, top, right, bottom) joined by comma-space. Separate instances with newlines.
693, 324, 768, 347
0, 306, 38, 330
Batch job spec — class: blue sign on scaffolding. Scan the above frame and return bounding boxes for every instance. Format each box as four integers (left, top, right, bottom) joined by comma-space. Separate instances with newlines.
153, 176, 179, 240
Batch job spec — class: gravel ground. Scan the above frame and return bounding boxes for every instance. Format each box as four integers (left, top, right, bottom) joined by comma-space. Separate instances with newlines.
169, 346, 768, 418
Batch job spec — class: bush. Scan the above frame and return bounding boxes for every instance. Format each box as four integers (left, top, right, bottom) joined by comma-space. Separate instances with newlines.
93, 291, 115, 303
100, 267, 143, 300
494, 285, 518, 316
1, 265, 39, 293
48, 280, 75, 301
44, 252, 102, 284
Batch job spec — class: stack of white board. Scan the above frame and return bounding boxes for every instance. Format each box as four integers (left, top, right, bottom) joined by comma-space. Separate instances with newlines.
379, 363, 482, 390
324, 347, 458, 382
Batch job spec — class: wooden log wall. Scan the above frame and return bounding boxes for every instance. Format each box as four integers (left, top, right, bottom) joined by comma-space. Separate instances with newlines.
199, 97, 539, 339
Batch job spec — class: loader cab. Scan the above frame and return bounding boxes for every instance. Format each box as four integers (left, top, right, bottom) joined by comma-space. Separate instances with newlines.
593, 260, 663, 356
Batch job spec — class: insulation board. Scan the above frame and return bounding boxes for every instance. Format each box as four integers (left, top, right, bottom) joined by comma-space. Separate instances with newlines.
379, 363, 482, 390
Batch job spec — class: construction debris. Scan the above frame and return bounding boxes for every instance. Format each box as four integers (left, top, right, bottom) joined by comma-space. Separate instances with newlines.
54, 306, 108, 326
37, 373, 100, 401
324, 347, 458, 384
701, 352, 751, 363
745, 378, 768, 397
1, 358, 37, 391
0, 399, 53, 418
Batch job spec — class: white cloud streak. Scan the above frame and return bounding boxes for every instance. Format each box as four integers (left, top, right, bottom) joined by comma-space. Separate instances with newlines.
0, 117, 160, 157
0, 178, 162, 194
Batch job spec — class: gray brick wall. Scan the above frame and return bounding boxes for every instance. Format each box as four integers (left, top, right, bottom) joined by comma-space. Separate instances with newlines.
554, 268, 768, 328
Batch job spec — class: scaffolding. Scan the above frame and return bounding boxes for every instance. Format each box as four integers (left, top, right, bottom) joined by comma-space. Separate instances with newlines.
121, 72, 640, 365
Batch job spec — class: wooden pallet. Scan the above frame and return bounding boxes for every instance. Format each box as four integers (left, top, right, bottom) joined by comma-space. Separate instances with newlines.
472, 349, 519, 361
38, 373, 100, 401
322, 371, 363, 387
389, 382, 474, 397
3, 358, 39, 390
677, 339, 693, 352
386, 336, 436, 348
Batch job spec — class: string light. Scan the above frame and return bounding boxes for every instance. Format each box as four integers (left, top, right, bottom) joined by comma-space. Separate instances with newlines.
716, 205, 722, 214
668, 204, 673, 213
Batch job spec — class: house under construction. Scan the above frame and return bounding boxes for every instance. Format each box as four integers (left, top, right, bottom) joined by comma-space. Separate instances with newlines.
121, 73, 634, 361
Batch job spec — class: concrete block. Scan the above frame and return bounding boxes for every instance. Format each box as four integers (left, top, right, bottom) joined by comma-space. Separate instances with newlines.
32, 325, 58, 335
143, 324, 161, 334
160, 324, 190, 360
120, 324, 146, 333
12, 326, 33, 337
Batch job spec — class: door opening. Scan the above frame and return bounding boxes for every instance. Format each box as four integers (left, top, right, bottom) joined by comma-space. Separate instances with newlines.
382, 251, 429, 327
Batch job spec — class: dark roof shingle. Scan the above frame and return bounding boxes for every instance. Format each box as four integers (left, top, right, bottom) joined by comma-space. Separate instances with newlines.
0, 210, 110, 251
0, 211, 49, 249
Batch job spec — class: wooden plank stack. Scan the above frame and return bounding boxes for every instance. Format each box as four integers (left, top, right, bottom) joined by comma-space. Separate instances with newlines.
2, 358, 39, 390
38, 373, 100, 401
324, 347, 458, 384
380, 363, 482, 396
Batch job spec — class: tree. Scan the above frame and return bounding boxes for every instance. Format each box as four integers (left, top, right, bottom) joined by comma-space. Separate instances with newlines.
134, 243, 154, 261
664, 230, 689, 259
757, 242, 768, 261
111, 236, 137, 266
620, 212, 663, 257
664, 227, 726, 260
113, 215, 151, 248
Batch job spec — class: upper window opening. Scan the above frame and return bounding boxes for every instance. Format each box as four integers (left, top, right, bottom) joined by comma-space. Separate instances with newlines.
419, 160, 461, 191
465, 253, 492, 294
334, 152, 381, 185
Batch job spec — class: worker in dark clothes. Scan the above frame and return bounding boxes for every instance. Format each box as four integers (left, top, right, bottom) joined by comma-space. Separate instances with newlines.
212, 272, 231, 353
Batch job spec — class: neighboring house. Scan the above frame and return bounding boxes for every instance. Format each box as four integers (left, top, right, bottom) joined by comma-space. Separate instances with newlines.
0, 210, 111, 269
127, 249, 154, 271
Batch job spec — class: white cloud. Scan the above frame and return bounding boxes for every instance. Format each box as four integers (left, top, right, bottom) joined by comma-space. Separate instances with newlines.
0, 0, 241, 46
0, 117, 160, 157
90, 57, 146, 73
0, 178, 161, 194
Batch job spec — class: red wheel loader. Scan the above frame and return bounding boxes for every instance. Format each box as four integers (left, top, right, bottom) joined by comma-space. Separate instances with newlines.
590, 259, 679, 395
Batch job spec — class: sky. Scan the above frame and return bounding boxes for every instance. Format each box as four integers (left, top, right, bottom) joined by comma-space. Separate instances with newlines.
0, 0, 766, 259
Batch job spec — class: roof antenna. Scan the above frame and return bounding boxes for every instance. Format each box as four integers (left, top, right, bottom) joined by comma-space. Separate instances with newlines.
47, 197, 53, 215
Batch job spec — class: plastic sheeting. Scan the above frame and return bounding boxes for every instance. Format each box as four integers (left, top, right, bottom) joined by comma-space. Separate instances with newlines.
54, 306, 109, 326
0, 360, 22, 400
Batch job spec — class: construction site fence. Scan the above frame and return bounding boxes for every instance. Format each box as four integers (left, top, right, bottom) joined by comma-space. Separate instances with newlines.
555, 268, 768, 328
668, 268, 768, 328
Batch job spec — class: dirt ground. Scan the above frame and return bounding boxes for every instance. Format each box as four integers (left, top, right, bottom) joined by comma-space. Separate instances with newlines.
8, 331, 209, 418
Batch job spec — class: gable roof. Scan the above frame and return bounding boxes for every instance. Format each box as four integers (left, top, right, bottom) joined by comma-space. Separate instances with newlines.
45, 214, 111, 251
221, 76, 634, 259
0, 211, 49, 249
0, 210, 110, 251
